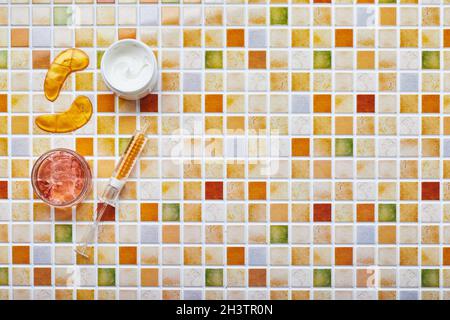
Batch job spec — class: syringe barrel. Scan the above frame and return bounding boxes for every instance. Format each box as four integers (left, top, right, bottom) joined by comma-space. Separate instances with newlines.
112, 129, 148, 181
99, 179, 124, 206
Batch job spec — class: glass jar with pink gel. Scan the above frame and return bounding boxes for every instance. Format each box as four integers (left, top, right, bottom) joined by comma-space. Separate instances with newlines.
31, 149, 92, 207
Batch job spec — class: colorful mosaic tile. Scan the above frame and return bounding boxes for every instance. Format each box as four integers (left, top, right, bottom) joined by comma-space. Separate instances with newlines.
0, 0, 450, 301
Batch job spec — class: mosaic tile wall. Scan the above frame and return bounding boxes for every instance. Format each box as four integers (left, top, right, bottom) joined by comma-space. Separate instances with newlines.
1, 0, 450, 300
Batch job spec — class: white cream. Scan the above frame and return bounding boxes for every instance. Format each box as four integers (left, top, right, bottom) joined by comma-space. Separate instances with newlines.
101, 40, 157, 100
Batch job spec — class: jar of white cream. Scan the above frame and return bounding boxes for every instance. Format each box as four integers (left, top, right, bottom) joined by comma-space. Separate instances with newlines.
101, 39, 158, 100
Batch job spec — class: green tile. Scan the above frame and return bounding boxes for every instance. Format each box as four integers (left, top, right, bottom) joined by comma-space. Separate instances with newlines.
0, 268, 8, 286
162, 203, 180, 221
53, 7, 73, 26
378, 204, 396, 222
335, 138, 353, 157
422, 51, 440, 69
270, 7, 288, 25
119, 137, 131, 155
0, 51, 7, 69
97, 51, 105, 69
55, 225, 72, 243
205, 51, 223, 69
98, 268, 116, 286
421, 269, 439, 287
205, 269, 223, 287
379, 0, 396, 3
314, 51, 331, 69
270, 225, 288, 244
314, 269, 331, 287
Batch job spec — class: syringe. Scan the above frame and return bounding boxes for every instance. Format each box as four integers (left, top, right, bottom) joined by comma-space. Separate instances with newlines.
75, 121, 150, 258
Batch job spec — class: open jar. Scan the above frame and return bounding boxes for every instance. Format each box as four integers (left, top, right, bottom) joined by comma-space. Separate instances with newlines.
31, 148, 92, 208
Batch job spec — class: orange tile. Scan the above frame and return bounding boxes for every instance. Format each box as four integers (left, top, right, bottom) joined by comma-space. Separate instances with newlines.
34, 267, 51, 286
292, 247, 310, 265
184, 181, 202, 200
335, 117, 353, 135
55, 208, 72, 221
271, 291, 288, 300
291, 290, 310, 300
162, 290, 180, 300
141, 268, 159, 286
357, 51, 375, 69
183, 29, 202, 47
378, 225, 396, 244
444, 30, 450, 47
335, 247, 353, 265
270, 203, 288, 222
118, 28, 136, 40
119, 246, 137, 264
249, 269, 266, 287
55, 289, 73, 300
76, 138, 93, 156
162, 225, 180, 243
422, 95, 440, 113
227, 116, 245, 133
380, 7, 396, 26
0, 224, 7, 242
314, 94, 331, 113
77, 289, 94, 300
32, 50, 50, 69
314, 160, 331, 178
249, 51, 266, 69
12, 246, 30, 264
400, 247, 418, 266
227, 29, 245, 47
444, 247, 450, 265
379, 291, 396, 300
0, 95, 6, 112
11, 116, 29, 134
292, 29, 309, 48
248, 181, 266, 200
227, 247, 245, 265
357, 203, 374, 222
162, 7, 180, 25
119, 116, 136, 134
184, 203, 202, 222
292, 138, 310, 156
335, 29, 353, 47
140, 94, 158, 112
11, 28, 29, 47
141, 203, 158, 221
205, 94, 223, 112
97, 94, 115, 112
183, 94, 201, 113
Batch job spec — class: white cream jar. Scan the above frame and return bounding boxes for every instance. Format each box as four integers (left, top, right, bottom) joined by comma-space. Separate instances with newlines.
101, 39, 158, 100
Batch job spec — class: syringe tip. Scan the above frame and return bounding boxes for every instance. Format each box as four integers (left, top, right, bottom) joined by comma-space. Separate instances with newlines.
140, 120, 151, 135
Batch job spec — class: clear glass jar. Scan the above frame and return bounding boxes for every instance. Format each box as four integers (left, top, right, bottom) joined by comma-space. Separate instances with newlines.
31, 148, 92, 207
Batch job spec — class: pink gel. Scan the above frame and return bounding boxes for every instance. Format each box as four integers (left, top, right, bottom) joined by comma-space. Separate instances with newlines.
35, 150, 87, 206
